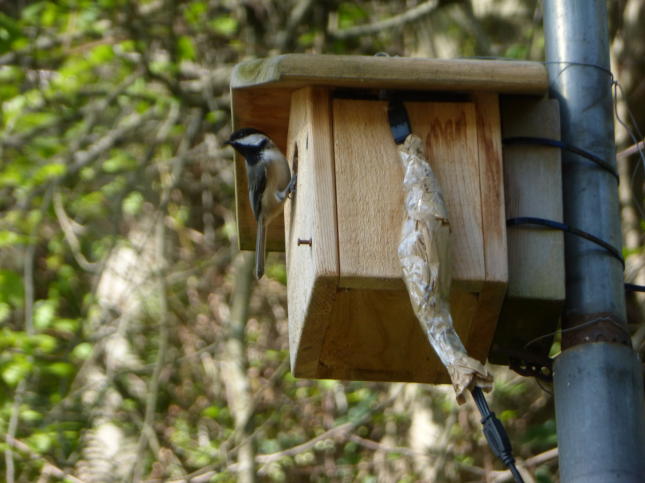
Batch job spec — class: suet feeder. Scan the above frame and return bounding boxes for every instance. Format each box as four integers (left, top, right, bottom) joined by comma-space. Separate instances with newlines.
229, 55, 564, 384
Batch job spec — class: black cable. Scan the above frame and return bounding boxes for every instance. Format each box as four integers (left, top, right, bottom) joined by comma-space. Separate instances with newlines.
625, 282, 645, 292
387, 98, 412, 145
503, 134, 645, 290
507, 217, 645, 292
471, 387, 525, 483
507, 216, 624, 267
503, 136, 620, 182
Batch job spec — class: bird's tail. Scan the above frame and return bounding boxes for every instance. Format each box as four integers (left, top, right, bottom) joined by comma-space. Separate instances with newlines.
255, 220, 266, 279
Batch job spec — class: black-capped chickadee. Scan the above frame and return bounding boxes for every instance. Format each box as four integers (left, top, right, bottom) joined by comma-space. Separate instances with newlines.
225, 128, 296, 279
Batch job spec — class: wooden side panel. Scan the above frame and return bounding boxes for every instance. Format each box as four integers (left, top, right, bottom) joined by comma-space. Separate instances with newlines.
500, 97, 564, 300
333, 100, 486, 290
284, 87, 338, 376
490, 96, 564, 363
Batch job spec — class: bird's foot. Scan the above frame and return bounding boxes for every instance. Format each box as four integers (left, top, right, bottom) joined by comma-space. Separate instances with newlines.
286, 173, 297, 199
277, 174, 298, 202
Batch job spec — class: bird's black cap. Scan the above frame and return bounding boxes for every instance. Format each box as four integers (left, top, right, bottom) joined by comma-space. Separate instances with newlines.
225, 127, 267, 145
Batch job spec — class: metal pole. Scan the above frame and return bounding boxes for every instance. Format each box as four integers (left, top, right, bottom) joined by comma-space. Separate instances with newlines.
543, 1, 645, 482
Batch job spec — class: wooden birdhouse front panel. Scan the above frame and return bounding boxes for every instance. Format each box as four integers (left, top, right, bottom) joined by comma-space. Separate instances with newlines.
283, 87, 506, 384
333, 99, 486, 290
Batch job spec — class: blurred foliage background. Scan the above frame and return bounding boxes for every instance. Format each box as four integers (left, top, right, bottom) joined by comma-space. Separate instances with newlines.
0, 0, 643, 481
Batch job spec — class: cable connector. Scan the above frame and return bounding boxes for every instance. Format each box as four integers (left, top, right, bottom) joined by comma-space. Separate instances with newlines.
471, 387, 525, 483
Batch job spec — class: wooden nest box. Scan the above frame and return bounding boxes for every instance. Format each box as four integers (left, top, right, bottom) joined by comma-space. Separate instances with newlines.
230, 55, 564, 384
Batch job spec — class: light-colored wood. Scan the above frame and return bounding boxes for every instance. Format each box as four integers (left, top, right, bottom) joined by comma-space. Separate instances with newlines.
288, 96, 507, 383
314, 288, 478, 383
231, 55, 548, 94
333, 99, 485, 290
473, 92, 507, 285
465, 93, 508, 360
490, 96, 565, 364
284, 87, 339, 376
500, 97, 564, 300
231, 55, 548, 251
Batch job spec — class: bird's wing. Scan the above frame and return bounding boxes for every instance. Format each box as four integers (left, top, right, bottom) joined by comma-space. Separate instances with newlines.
248, 164, 266, 221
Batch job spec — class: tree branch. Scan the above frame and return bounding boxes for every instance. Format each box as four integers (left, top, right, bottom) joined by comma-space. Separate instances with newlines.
275, 0, 316, 51
2, 434, 86, 483
329, 0, 440, 39
617, 137, 645, 159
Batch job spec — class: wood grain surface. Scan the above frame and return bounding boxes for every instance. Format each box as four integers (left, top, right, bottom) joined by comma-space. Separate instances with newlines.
332, 99, 486, 289
284, 87, 339, 375
490, 96, 565, 364
231, 55, 548, 251
288, 95, 507, 383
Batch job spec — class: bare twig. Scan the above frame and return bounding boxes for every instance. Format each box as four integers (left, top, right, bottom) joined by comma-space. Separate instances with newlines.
3, 434, 86, 483
254, 385, 405, 470
5, 379, 26, 483
491, 447, 559, 482
53, 191, 99, 272
218, 251, 257, 483
349, 434, 486, 477
329, 0, 440, 39
617, 138, 645, 159
275, 0, 316, 50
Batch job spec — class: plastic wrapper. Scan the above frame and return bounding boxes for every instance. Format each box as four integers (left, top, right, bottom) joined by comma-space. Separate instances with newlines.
397, 134, 493, 404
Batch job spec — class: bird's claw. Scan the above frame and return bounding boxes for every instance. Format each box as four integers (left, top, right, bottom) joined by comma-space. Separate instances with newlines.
276, 174, 297, 203
287, 173, 297, 199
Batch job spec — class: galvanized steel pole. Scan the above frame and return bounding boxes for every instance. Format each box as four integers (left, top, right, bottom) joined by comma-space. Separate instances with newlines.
543, 1, 645, 482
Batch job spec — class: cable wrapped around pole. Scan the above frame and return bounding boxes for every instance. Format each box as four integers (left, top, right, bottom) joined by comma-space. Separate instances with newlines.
397, 133, 493, 404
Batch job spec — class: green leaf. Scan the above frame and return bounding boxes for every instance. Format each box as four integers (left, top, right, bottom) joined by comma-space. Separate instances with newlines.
177, 35, 196, 61
0, 303, 10, 323
0, 13, 23, 51
20, 407, 42, 423
21, 3, 46, 23
52, 318, 79, 334
338, 3, 368, 29
184, 1, 207, 27
88, 44, 114, 64
202, 405, 221, 419
210, 16, 238, 37
71, 191, 106, 219
34, 299, 57, 330
41, 2, 60, 28
102, 151, 138, 173
122, 191, 144, 216
0, 270, 23, 306
71, 342, 92, 361
32, 162, 66, 185
0, 231, 28, 248
26, 432, 54, 453
504, 43, 529, 60
2, 356, 32, 386
32, 334, 57, 353
46, 362, 75, 378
